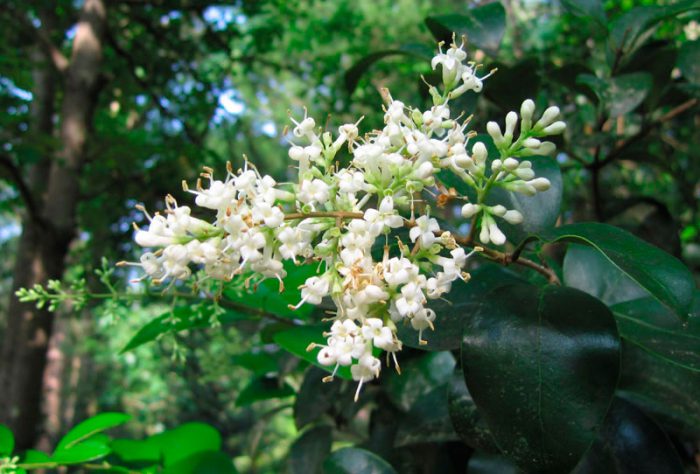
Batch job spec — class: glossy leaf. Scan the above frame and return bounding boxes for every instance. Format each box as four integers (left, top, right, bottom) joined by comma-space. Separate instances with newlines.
383, 351, 455, 411
484, 59, 541, 111
164, 451, 237, 474
288, 425, 332, 474
563, 244, 647, 306
609, 1, 700, 57
447, 371, 499, 453
462, 283, 620, 473
397, 265, 526, 351
55, 412, 131, 452
110, 438, 160, 464
560, 0, 606, 25
611, 296, 700, 372
528, 222, 695, 319
273, 324, 353, 380
488, 156, 562, 243
678, 40, 700, 84
395, 385, 458, 447
148, 422, 222, 467
425, 3, 506, 56
618, 341, 700, 436
235, 375, 294, 407
323, 447, 397, 474
294, 367, 343, 430
344, 44, 434, 94
50, 440, 111, 465
0, 425, 13, 457
231, 351, 279, 375
467, 453, 519, 474
121, 305, 250, 353
607, 73, 652, 118
574, 398, 683, 474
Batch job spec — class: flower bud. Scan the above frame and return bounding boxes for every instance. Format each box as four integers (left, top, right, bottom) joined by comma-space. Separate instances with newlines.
523, 138, 541, 148
537, 142, 556, 155
503, 209, 524, 224
520, 99, 535, 122
489, 221, 506, 246
536, 106, 560, 128
515, 167, 535, 180
415, 161, 434, 180
490, 205, 507, 217
503, 157, 519, 170
530, 177, 551, 191
289, 146, 306, 161
461, 203, 481, 218
472, 142, 488, 163
543, 121, 566, 135
505, 111, 518, 138
491, 159, 503, 171
486, 121, 504, 145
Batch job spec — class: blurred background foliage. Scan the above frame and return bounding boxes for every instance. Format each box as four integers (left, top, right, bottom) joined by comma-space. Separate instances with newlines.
0, 0, 699, 472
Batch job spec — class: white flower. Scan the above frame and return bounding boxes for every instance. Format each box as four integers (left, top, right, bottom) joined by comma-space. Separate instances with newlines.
362, 318, 394, 350
297, 179, 330, 206
431, 42, 467, 86
364, 196, 403, 234
395, 282, 425, 317
298, 275, 331, 306
409, 215, 440, 247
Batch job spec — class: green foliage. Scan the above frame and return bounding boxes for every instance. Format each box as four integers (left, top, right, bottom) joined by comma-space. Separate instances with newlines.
461, 284, 620, 473
1, 0, 700, 473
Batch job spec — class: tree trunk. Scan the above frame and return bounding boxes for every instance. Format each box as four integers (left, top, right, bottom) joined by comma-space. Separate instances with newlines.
0, 0, 107, 450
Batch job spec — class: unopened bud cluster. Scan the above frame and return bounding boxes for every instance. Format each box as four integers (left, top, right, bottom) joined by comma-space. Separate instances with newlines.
127, 39, 565, 397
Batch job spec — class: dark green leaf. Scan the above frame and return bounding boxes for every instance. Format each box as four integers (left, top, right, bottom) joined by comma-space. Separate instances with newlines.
294, 367, 343, 430
232, 351, 279, 375
323, 447, 396, 474
50, 440, 111, 465
121, 305, 250, 353
467, 453, 519, 474
397, 265, 526, 351
447, 371, 499, 453
678, 40, 700, 84
235, 376, 294, 407
164, 451, 237, 474
288, 426, 332, 474
462, 283, 620, 473
395, 385, 458, 447
488, 156, 562, 243
55, 412, 130, 452
528, 222, 695, 319
607, 73, 652, 117
574, 398, 683, 474
560, 0, 606, 25
484, 59, 540, 111
563, 244, 647, 306
0, 424, 13, 456
383, 351, 455, 411
609, 1, 700, 59
612, 296, 700, 372
618, 341, 700, 436
344, 44, 434, 94
425, 3, 506, 56
274, 325, 353, 380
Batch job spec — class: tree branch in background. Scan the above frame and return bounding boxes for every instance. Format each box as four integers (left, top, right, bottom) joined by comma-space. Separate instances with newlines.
0, 152, 43, 225
0, 4, 69, 72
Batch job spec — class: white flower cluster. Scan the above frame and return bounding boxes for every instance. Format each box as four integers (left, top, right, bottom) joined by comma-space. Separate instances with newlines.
125, 39, 565, 398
